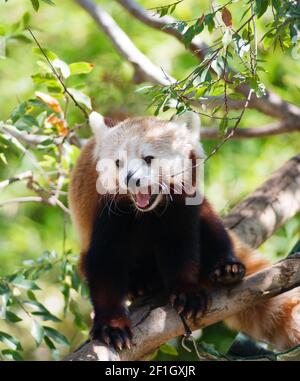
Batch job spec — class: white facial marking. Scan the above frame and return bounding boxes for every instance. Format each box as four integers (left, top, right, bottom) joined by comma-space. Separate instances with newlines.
91, 114, 205, 210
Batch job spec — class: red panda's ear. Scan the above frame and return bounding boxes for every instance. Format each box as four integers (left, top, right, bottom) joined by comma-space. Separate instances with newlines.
89, 111, 109, 143
172, 111, 205, 159
171, 111, 201, 140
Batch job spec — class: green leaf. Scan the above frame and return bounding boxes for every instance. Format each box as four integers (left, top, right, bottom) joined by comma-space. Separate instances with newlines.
0, 292, 10, 318
0, 153, 8, 165
271, 0, 280, 11
15, 115, 39, 130
0, 331, 23, 350
24, 300, 61, 322
43, 326, 69, 346
5, 311, 22, 323
135, 85, 153, 94
10, 102, 28, 123
22, 12, 31, 28
42, 0, 55, 5
32, 47, 57, 61
67, 88, 92, 110
71, 271, 81, 291
69, 62, 94, 75
27, 290, 37, 301
222, 29, 233, 47
32, 311, 61, 322
254, 0, 269, 18
182, 25, 195, 47
9, 33, 32, 44
205, 14, 215, 32
219, 117, 229, 134
0, 36, 6, 59
31, 320, 44, 346
1, 349, 24, 361
31, 0, 40, 11
0, 283, 10, 295
44, 335, 56, 350
53, 58, 70, 79
160, 343, 178, 356
10, 275, 40, 290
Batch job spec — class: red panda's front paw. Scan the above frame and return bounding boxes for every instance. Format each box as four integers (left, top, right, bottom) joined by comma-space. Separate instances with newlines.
210, 260, 245, 285
90, 311, 133, 351
169, 290, 209, 320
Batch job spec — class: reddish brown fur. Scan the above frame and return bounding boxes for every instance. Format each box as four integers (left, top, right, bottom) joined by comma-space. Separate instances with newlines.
68, 138, 100, 271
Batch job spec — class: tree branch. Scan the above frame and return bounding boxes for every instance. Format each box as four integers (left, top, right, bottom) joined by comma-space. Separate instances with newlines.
75, 0, 300, 144
65, 254, 300, 361
201, 120, 300, 140
0, 171, 33, 190
75, 0, 174, 85
117, 0, 300, 120
65, 152, 300, 361
1, 125, 64, 148
224, 153, 300, 248
6, 120, 300, 147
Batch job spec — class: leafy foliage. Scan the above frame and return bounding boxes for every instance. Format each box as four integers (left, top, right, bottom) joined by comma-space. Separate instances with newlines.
0, 250, 88, 360
144, 0, 300, 138
1, 0, 300, 361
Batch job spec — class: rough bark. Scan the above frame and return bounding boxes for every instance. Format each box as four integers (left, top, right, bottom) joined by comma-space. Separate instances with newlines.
224, 153, 300, 248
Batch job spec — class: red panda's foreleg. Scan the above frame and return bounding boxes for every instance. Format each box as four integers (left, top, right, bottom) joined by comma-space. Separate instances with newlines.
83, 203, 133, 351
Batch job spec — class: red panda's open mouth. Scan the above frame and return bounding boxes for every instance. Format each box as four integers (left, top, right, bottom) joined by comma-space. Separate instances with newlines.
135, 192, 151, 209
131, 188, 160, 211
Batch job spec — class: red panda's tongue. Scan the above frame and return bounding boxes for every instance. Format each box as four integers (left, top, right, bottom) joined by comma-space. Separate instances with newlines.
135, 192, 151, 209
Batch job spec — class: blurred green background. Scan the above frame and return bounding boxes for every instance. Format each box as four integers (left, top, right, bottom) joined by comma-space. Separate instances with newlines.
0, 0, 300, 360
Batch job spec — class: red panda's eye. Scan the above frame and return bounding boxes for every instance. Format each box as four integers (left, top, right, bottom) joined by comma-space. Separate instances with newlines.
144, 156, 154, 165
116, 159, 120, 168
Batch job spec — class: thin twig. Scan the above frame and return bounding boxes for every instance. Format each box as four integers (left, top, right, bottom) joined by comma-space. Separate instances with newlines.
204, 89, 254, 162
0, 171, 33, 190
27, 28, 89, 120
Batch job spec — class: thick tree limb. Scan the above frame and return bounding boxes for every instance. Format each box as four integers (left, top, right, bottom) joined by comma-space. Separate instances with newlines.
75, 0, 174, 85
65, 152, 300, 361
224, 153, 300, 248
201, 120, 300, 140
117, 0, 300, 120
117, 0, 207, 59
75, 0, 243, 108
66, 255, 300, 361
75, 0, 300, 142
5, 120, 300, 149
7, 120, 300, 148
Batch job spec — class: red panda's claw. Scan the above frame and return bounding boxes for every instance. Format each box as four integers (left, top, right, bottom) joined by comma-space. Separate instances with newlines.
170, 290, 208, 321
210, 260, 245, 285
170, 294, 176, 307
91, 323, 133, 352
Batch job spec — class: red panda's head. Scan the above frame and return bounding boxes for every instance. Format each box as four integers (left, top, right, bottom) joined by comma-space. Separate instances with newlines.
89, 111, 205, 212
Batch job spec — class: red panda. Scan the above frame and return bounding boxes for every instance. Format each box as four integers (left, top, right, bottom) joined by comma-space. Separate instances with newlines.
68, 111, 300, 351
